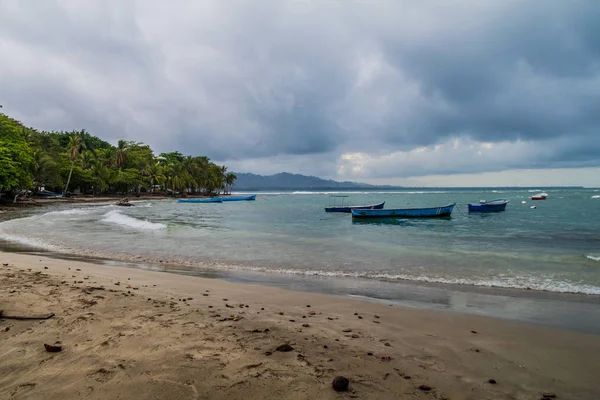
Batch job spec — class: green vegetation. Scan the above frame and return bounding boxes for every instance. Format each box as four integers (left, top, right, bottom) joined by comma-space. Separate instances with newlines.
0, 109, 236, 198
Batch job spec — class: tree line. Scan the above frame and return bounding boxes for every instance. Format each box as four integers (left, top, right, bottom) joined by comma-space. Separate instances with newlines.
0, 109, 236, 198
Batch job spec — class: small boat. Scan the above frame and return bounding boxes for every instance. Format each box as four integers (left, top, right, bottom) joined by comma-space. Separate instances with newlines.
211, 194, 256, 202
531, 192, 548, 200
325, 195, 385, 213
351, 203, 456, 219
178, 198, 223, 203
35, 190, 64, 198
468, 199, 509, 212
115, 198, 134, 207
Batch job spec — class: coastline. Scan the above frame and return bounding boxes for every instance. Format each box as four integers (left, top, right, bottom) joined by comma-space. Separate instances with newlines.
0, 194, 207, 212
5, 249, 600, 335
2, 252, 600, 400
1, 197, 600, 335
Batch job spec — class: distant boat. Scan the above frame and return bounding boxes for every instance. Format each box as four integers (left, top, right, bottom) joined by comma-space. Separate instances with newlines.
178, 198, 223, 203
468, 199, 509, 212
325, 195, 385, 213
325, 201, 385, 213
531, 192, 548, 201
35, 190, 63, 198
211, 194, 256, 202
351, 203, 456, 219
115, 198, 134, 207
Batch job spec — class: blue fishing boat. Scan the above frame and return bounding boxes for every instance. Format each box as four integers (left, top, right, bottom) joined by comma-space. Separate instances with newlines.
35, 190, 64, 198
178, 198, 223, 203
325, 195, 385, 213
211, 194, 256, 202
468, 199, 509, 212
351, 203, 456, 219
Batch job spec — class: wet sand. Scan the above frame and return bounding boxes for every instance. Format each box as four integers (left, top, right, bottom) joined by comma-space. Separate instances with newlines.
1, 252, 599, 400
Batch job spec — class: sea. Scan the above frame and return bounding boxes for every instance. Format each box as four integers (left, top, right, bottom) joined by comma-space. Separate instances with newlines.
2, 188, 600, 332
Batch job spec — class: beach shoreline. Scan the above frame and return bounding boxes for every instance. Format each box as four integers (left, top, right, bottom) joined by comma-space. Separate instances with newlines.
1, 252, 600, 400
1, 195, 599, 336
0, 194, 210, 212
4, 248, 600, 335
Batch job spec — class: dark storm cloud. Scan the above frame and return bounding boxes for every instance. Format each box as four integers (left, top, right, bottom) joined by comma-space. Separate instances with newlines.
1, 0, 599, 177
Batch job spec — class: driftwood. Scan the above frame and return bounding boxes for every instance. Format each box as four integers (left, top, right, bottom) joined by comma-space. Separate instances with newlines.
0, 310, 55, 320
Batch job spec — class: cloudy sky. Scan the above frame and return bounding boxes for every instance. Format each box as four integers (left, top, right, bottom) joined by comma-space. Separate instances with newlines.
1, 0, 599, 186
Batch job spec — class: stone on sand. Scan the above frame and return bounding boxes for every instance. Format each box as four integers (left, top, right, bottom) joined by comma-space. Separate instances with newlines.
332, 376, 349, 392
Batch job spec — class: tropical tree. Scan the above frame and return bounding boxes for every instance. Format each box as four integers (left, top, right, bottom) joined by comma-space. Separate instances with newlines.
63, 133, 88, 195
1, 108, 232, 200
0, 112, 33, 192
142, 161, 165, 193
115, 140, 129, 170
30, 150, 57, 191
225, 172, 237, 194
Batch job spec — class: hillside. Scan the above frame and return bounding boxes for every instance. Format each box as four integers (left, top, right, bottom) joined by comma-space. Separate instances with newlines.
232, 172, 381, 190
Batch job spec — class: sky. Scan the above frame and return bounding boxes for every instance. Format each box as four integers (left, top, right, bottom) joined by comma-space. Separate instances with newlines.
1, 0, 599, 187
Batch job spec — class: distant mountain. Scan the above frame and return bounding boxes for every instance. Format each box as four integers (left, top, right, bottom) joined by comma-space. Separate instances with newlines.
232, 172, 387, 190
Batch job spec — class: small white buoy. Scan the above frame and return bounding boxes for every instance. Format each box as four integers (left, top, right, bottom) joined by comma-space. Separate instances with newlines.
521, 201, 526, 204
530, 205, 536, 209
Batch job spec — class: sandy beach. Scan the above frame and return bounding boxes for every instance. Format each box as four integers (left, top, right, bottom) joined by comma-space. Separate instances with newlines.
1, 252, 599, 400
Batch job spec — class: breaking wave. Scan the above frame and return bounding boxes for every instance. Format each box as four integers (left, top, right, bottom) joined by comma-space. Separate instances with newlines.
101, 210, 166, 231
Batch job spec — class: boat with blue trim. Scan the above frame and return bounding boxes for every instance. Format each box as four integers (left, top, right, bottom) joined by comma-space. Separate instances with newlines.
211, 194, 256, 202
468, 199, 509, 212
178, 198, 223, 203
351, 203, 456, 219
325, 195, 385, 213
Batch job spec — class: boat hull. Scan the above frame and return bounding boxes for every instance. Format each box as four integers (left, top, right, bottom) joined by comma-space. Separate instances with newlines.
178, 198, 223, 203
325, 201, 385, 213
35, 191, 64, 198
211, 194, 256, 202
468, 199, 509, 212
351, 203, 455, 219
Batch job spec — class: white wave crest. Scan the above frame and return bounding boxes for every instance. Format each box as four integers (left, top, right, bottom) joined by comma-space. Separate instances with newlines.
101, 210, 166, 231
586, 255, 600, 262
215, 265, 600, 295
42, 208, 97, 217
592, 195, 600, 199
0, 231, 63, 252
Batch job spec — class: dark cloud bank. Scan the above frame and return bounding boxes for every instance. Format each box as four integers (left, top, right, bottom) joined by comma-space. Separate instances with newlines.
1, 0, 599, 180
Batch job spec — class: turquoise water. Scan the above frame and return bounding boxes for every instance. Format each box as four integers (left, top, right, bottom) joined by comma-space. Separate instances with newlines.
1, 188, 599, 294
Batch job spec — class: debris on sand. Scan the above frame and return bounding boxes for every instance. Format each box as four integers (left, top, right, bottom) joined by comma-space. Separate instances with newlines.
375, 354, 392, 362
44, 343, 63, 353
332, 376, 349, 392
276, 344, 294, 352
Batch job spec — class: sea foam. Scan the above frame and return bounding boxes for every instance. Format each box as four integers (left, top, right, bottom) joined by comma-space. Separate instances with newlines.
0, 231, 63, 252
586, 255, 600, 262
42, 208, 97, 217
101, 210, 166, 231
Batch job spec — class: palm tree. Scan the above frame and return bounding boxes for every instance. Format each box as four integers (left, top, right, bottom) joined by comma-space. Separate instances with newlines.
80, 149, 96, 170
142, 161, 165, 193
115, 140, 128, 170
63, 134, 87, 195
225, 172, 237, 194
31, 150, 56, 191
90, 159, 108, 194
